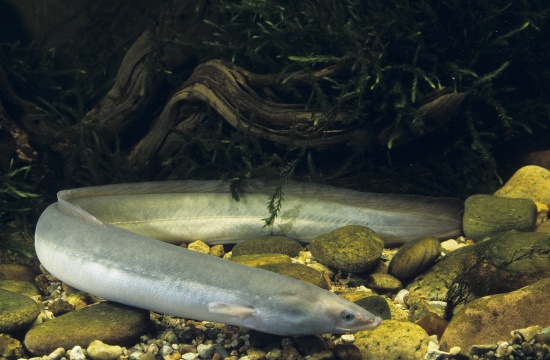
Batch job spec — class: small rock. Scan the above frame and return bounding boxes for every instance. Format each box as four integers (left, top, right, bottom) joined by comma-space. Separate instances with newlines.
69, 346, 86, 360
0, 333, 23, 358
440, 239, 460, 253
354, 320, 430, 360
87, 340, 123, 360
48, 347, 66, 360
293, 334, 327, 355
257, 263, 328, 289
463, 194, 537, 240
25, 302, 150, 356
365, 273, 402, 292
196, 343, 216, 358
0, 288, 40, 332
415, 312, 448, 339
187, 240, 210, 254
388, 236, 441, 280
232, 236, 303, 257
209, 245, 225, 257
64, 292, 91, 310
0, 264, 38, 282
48, 299, 76, 316
354, 296, 391, 320
407, 293, 444, 321
310, 225, 384, 273
514, 325, 543, 343
245, 348, 267, 360
494, 165, 550, 207
332, 344, 362, 360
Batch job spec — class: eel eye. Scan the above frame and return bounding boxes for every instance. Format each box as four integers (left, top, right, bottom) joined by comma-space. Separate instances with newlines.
341, 310, 356, 324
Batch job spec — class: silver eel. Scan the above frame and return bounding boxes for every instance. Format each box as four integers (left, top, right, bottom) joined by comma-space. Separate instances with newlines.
35, 180, 463, 335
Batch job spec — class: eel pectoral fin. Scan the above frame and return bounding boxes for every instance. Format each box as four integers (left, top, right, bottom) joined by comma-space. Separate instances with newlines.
207, 302, 257, 317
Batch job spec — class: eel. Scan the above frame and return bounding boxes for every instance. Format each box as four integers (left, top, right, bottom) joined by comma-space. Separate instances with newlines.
35, 180, 463, 335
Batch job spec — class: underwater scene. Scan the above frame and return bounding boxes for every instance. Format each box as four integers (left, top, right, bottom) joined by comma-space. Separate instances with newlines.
1, 1, 549, 359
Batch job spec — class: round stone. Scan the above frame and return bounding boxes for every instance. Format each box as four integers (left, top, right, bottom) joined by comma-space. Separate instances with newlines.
388, 236, 442, 280
310, 225, 384, 273
0, 288, 40, 332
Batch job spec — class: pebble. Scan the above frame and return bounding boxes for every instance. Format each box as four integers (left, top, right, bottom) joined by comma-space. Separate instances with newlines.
365, 273, 402, 292
440, 239, 460, 253
332, 344, 362, 360
48, 347, 66, 360
310, 225, 384, 273
87, 340, 123, 360
69, 346, 86, 360
0, 288, 40, 332
0, 333, 23, 358
388, 236, 441, 280
196, 343, 216, 358
187, 240, 210, 254
393, 289, 409, 306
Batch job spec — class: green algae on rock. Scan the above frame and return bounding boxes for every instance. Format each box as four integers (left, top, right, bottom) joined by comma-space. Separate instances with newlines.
463, 194, 537, 240
354, 320, 430, 360
388, 236, 442, 280
310, 225, 384, 273
24, 302, 150, 356
0, 288, 40, 332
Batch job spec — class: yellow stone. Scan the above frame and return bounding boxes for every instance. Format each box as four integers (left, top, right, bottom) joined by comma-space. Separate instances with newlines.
494, 165, 550, 207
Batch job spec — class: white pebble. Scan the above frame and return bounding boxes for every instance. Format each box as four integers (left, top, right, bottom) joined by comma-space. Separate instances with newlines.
47, 347, 66, 360
69, 346, 86, 360
340, 334, 355, 343
181, 353, 199, 360
393, 289, 409, 305
159, 345, 173, 356
427, 300, 447, 313
440, 239, 460, 253
196, 343, 216, 358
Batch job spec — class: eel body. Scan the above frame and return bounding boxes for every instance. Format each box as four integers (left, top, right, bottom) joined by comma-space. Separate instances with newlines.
35, 180, 463, 335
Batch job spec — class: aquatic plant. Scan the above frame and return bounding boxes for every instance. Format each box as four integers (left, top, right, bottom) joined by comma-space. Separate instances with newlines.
0, 160, 42, 256
168, 0, 549, 202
